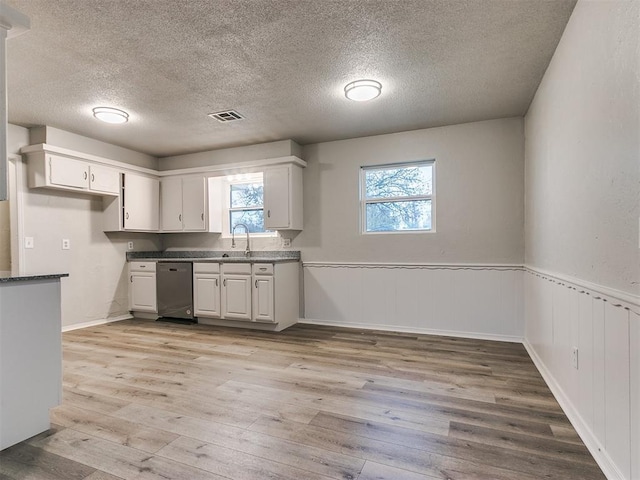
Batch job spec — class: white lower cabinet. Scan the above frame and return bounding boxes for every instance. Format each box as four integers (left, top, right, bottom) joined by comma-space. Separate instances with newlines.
129, 262, 157, 313
221, 263, 252, 320
252, 264, 274, 322
193, 263, 221, 318
194, 261, 299, 330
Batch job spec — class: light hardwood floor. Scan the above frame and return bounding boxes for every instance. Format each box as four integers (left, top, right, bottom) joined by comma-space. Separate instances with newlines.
0, 319, 605, 480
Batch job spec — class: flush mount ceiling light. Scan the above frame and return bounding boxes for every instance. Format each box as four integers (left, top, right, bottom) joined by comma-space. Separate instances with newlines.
344, 79, 382, 102
92, 107, 129, 124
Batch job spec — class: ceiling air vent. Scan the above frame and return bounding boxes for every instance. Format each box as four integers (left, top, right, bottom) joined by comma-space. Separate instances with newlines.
208, 110, 244, 123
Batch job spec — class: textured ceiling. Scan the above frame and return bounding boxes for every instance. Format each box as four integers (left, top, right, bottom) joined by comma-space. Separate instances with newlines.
5, 0, 576, 158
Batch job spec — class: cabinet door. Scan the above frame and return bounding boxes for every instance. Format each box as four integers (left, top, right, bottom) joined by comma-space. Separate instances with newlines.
194, 274, 221, 318
49, 155, 89, 189
182, 177, 206, 231
264, 166, 290, 230
221, 274, 251, 320
252, 275, 274, 322
161, 177, 183, 231
129, 272, 157, 312
124, 173, 160, 231
89, 165, 120, 195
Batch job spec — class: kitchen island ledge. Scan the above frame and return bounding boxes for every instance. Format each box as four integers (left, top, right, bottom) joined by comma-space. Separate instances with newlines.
0, 272, 67, 450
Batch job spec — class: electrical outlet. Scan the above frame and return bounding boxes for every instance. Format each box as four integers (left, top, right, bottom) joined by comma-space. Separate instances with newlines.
62, 239, 71, 250
24, 237, 34, 249
127, 241, 134, 250
282, 238, 291, 248
572, 347, 579, 369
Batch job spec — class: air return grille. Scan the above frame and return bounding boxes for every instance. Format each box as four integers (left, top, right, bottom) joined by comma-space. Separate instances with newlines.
208, 110, 244, 122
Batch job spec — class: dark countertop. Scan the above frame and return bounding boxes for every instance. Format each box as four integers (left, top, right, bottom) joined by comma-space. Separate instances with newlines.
127, 250, 300, 264
0, 273, 69, 283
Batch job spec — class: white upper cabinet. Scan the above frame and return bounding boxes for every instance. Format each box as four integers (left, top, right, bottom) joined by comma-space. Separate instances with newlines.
28, 152, 119, 196
49, 155, 88, 189
182, 176, 207, 230
89, 164, 120, 195
264, 164, 303, 230
160, 175, 220, 233
103, 172, 159, 232
125, 173, 160, 231
160, 177, 184, 231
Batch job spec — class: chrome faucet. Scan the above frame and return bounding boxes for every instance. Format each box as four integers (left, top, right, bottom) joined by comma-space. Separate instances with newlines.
231, 223, 251, 257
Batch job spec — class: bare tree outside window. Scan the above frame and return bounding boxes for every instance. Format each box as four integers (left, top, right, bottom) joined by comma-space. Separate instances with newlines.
229, 183, 266, 233
361, 162, 434, 232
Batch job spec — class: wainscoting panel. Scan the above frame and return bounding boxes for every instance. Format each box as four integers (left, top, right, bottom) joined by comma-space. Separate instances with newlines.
631, 313, 640, 480
303, 263, 524, 341
524, 267, 639, 480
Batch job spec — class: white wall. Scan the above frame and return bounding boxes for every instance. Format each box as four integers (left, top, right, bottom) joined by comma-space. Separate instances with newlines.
523, 1, 639, 478
524, 271, 638, 480
297, 118, 525, 338
14, 127, 162, 328
305, 264, 523, 341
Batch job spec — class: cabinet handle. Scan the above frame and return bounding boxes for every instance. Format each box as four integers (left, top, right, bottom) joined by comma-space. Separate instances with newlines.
201, 213, 204, 221
126, 212, 129, 219
215, 278, 218, 287
267, 210, 271, 218
84, 171, 88, 180
91, 173, 95, 182
223, 279, 226, 287
179, 214, 182, 222
130, 275, 133, 283
255, 279, 258, 288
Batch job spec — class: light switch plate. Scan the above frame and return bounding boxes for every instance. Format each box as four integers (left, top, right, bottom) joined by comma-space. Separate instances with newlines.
24, 237, 34, 249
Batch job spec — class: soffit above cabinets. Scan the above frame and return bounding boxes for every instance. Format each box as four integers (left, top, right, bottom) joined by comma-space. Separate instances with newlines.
5, 0, 576, 157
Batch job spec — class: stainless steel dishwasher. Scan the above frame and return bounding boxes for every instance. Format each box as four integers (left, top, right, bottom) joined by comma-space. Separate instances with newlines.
157, 262, 194, 321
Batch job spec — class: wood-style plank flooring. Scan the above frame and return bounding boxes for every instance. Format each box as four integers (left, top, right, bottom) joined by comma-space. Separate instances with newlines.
0, 319, 606, 480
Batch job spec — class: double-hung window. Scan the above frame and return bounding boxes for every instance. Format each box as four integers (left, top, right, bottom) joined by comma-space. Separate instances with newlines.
360, 160, 435, 233
224, 172, 272, 235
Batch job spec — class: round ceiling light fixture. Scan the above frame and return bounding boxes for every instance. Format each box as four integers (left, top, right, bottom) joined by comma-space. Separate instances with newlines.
92, 106, 129, 124
344, 79, 382, 102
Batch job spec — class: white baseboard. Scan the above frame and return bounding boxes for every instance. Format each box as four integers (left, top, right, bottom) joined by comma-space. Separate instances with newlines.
523, 339, 623, 480
61, 314, 133, 332
298, 318, 523, 343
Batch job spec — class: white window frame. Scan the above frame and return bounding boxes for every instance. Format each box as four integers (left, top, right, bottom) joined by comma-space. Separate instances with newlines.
360, 160, 436, 234
221, 172, 277, 238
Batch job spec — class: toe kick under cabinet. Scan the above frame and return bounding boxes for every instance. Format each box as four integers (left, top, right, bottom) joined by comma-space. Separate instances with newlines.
194, 262, 299, 331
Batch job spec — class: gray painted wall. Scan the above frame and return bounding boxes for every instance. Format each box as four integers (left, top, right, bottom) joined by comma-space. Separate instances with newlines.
297, 117, 525, 264
11, 126, 162, 328
0, 124, 30, 271
30, 126, 158, 170
159, 139, 302, 171
524, 0, 639, 295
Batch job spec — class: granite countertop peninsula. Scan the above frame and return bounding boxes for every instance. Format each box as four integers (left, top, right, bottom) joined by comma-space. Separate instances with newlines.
127, 250, 300, 264
0, 272, 69, 283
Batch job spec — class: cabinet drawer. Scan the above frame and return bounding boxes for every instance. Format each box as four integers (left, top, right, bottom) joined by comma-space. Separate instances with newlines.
194, 262, 220, 274
222, 263, 251, 275
129, 261, 156, 272
252, 263, 274, 275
